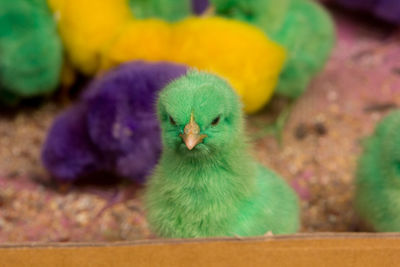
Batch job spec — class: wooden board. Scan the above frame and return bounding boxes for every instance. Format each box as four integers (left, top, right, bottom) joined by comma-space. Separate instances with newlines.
1, 233, 400, 267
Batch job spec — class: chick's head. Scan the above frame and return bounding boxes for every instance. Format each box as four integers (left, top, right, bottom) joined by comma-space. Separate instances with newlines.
157, 71, 244, 157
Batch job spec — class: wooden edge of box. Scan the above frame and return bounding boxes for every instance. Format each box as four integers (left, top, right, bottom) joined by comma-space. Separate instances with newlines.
1, 233, 400, 267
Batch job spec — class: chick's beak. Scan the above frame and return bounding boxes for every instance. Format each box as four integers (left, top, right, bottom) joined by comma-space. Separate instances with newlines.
179, 113, 207, 150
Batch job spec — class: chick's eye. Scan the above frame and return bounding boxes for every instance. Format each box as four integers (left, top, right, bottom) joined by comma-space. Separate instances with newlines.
211, 116, 220, 126
169, 115, 177, 126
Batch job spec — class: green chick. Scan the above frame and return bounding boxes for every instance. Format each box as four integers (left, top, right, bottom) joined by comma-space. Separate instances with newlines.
0, 0, 62, 105
129, 0, 192, 22
145, 71, 300, 238
355, 110, 400, 232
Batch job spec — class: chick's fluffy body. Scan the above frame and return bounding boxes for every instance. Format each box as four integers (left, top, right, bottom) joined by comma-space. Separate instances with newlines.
101, 17, 285, 114
128, 0, 192, 22
356, 110, 400, 231
146, 71, 299, 237
0, 0, 62, 104
42, 61, 187, 183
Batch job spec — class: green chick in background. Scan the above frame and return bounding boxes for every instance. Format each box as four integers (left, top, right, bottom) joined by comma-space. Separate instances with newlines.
145, 71, 300, 238
129, 0, 192, 22
0, 0, 62, 105
355, 110, 400, 232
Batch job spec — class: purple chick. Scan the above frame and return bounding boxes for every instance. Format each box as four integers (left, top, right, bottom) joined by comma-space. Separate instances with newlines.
334, 0, 400, 24
42, 61, 188, 183
192, 0, 210, 14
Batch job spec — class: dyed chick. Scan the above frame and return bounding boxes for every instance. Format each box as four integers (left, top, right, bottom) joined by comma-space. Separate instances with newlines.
42, 61, 187, 183
333, 0, 400, 24
128, 0, 210, 20
355, 110, 400, 231
145, 71, 300, 238
0, 0, 62, 104
128, 0, 192, 22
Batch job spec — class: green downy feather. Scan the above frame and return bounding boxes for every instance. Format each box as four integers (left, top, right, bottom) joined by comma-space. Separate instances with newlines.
145, 71, 299, 238
129, 0, 192, 22
0, 0, 63, 105
355, 110, 400, 231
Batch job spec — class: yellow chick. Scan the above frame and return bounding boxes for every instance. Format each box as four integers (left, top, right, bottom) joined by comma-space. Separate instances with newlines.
48, 0, 132, 74
48, 0, 286, 113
